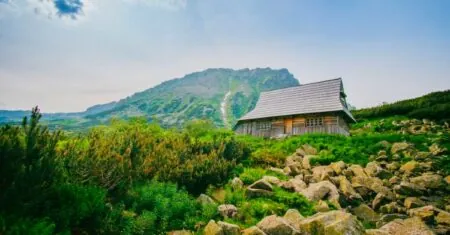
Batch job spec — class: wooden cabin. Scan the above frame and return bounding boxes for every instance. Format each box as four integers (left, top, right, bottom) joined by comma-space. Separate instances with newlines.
234, 78, 355, 137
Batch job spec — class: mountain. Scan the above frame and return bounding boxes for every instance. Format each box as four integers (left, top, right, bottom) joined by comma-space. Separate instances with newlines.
0, 68, 299, 129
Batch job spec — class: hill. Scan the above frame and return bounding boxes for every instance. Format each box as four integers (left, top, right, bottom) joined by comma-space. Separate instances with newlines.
0, 68, 299, 129
1, 90, 449, 234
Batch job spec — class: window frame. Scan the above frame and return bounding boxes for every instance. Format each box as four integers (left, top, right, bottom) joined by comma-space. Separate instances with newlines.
257, 121, 271, 131
305, 117, 324, 127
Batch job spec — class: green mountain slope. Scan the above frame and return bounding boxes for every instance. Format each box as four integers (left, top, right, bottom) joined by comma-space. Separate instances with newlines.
0, 68, 299, 129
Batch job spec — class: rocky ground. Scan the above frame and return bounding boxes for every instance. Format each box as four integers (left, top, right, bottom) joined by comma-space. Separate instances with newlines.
170, 137, 450, 235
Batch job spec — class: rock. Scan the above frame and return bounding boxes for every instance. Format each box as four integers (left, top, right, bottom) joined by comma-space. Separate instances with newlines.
414, 151, 431, 161
429, 143, 447, 156
299, 210, 364, 235
256, 215, 300, 235
286, 154, 303, 167
365, 229, 390, 235
352, 176, 394, 200
302, 155, 313, 170
393, 181, 425, 196
230, 177, 244, 189
300, 180, 340, 202
436, 210, 450, 225
295, 147, 307, 157
314, 200, 330, 212
218, 204, 238, 218
249, 179, 273, 191
399, 161, 421, 175
352, 203, 380, 223
404, 197, 426, 209
365, 162, 383, 177
241, 226, 266, 235
204, 220, 224, 235
330, 161, 346, 175
262, 176, 281, 186
388, 175, 401, 185
377, 217, 434, 235
289, 178, 307, 192
302, 144, 318, 155
372, 193, 389, 210
197, 194, 216, 206
445, 175, 450, 184
288, 163, 303, 176
217, 221, 240, 235
348, 164, 368, 178
246, 188, 273, 198
386, 162, 401, 171
375, 214, 408, 228
408, 205, 435, 222
338, 176, 362, 200
380, 202, 405, 214
283, 209, 304, 231
168, 230, 193, 235
391, 142, 413, 154
410, 173, 443, 189
312, 165, 335, 182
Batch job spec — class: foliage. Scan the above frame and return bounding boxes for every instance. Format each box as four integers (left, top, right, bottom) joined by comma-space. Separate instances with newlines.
239, 167, 289, 185
352, 90, 450, 121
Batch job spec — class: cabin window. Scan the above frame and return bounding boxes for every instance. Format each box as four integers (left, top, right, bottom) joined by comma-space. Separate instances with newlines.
257, 121, 271, 130
306, 117, 323, 127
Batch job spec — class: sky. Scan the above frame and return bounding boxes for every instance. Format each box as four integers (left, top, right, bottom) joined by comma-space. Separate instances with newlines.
0, 0, 449, 112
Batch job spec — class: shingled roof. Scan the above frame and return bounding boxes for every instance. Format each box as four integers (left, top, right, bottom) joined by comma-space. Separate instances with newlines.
238, 78, 356, 122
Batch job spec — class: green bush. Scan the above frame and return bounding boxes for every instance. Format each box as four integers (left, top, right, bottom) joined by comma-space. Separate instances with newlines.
239, 168, 289, 185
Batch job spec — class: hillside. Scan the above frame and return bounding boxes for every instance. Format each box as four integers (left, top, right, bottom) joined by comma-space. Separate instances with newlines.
1, 91, 449, 234
0, 68, 299, 129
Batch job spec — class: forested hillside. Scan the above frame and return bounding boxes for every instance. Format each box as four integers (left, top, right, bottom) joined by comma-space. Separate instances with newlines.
1, 89, 449, 234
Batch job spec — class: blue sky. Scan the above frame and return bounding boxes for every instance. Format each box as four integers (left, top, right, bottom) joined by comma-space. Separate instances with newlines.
0, 0, 449, 112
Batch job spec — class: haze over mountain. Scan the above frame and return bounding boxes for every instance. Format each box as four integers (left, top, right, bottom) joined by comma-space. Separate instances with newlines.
0, 68, 299, 129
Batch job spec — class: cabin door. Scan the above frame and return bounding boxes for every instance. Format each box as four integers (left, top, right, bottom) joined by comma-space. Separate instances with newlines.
284, 118, 293, 134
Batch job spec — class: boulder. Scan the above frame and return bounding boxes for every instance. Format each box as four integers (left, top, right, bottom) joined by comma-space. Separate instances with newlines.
410, 173, 443, 189
414, 151, 431, 161
445, 175, 450, 184
314, 200, 330, 212
299, 210, 364, 235
230, 177, 244, 189
300, 181, 339, 202
289, 178, 307, 192
391, 142, 413, 154
218, 204, 238, 218
217, 221, 240, 235
436, 210, 450, 225
204, 220, 224, 235
197, 194, 216, 206
399, 161, 421, 175
393, 181, 425, 196
372, 193, 390, 210
352, 176, 394, 200
302, 144, 318, 155
168, 230, 193, 235
302, 155, 313, 170
375, 214, 408, 228
288, 163, 303, 176
283, 209, 304, 231
247, 179, 273, 198
380, 202, 405, 214
329, 161, 346, 175
429, 143, 447, 156
407, 205, 435, 222
269, 167, 286, 175
249, 179, 273, 191
352, 203, 380, 223
403, 197, 426, 209
338, 176, 362, 200
262, 176, 281, 186
386, 162, 401, 171
365, 162, 383, 177
241, 226, 266, 235
256, 215, 300, 235
348, 164, 368, 178
365, 229, 390, 235
377, 217, 434, 235
312, 165, 335, 182
286, 154, 303, 167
